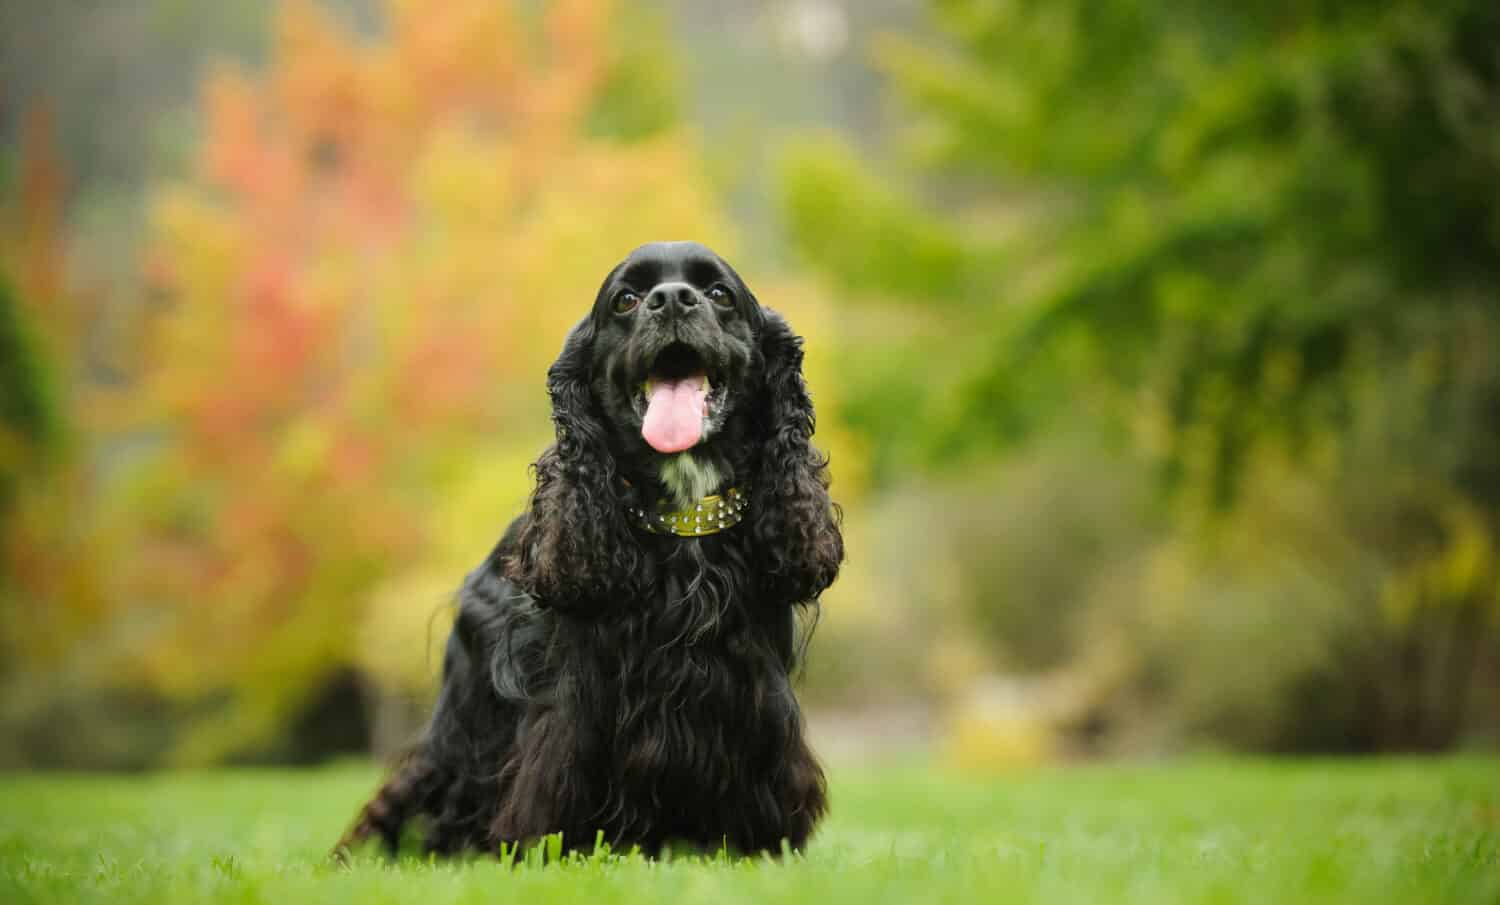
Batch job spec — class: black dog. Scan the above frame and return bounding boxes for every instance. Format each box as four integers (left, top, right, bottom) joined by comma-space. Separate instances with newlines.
337, 242, 843, 858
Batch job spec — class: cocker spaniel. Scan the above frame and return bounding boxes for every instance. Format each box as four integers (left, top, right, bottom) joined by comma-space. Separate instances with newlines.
336, 241, 843, 859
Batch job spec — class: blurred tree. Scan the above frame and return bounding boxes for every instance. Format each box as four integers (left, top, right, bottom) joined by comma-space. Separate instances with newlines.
124, 0, 739, 763
0, 276, 57, 508
788, 0, 1500, 488
1, 111, 72, 658
0, 111, 120, 767
0, 0, 294, 293
0, 266, 65, 681
784, 0, 1500, 750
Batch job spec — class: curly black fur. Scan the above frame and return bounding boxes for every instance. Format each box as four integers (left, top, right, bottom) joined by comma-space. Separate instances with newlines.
337, 242, 843, 859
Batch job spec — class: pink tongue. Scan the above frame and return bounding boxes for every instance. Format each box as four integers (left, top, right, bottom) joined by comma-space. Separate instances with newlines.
642, 375, 707, 453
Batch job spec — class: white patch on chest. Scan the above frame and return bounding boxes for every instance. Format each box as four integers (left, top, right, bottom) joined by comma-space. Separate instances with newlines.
658, 452, 723, 509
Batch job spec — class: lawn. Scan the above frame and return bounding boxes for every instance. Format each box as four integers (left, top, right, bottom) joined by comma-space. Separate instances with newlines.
1, 757, 1495, 904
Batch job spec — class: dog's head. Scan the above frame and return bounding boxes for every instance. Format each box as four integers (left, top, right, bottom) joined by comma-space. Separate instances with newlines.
586, 241, 762, 477
504, 241, 842, 609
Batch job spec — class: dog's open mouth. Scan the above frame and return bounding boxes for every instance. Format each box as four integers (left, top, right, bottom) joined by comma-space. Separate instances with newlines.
633, 342, 727, 454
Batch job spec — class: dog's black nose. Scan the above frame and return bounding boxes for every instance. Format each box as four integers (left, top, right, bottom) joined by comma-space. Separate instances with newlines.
645, 282, 700, 314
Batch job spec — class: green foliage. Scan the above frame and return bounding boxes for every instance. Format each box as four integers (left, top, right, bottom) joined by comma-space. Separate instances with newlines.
586, 5, 681, 141
0, 274, 62, 513
2, 760, 1497, 904
787, 0, 1500, 490
780, 138, 984, 302
781, 0, 1500, 752
0, 270, 69, 697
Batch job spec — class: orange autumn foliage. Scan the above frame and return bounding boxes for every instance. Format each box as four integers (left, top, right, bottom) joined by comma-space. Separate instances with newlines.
131, 0, 740, 760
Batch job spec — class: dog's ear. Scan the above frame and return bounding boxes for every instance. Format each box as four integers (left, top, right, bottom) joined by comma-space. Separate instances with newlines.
749, 308, 844, 604
504, 317, 642, 609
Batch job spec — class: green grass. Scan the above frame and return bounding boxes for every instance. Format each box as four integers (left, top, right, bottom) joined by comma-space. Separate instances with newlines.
1, 758, 1496, 904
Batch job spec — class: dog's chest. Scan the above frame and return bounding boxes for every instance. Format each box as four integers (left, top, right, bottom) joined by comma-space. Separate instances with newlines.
608, 580, 769, 712
598, 560, 794, 791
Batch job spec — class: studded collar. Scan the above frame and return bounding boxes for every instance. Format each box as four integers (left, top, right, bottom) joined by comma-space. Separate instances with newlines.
627, 486, 749, 537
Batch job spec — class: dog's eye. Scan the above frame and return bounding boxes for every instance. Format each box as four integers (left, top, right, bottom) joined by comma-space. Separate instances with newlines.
707, 284, 732, 306
613, 291, 641, 314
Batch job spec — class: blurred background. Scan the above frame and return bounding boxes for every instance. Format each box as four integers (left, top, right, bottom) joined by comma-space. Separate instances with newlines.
2, 0, 1498, 770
